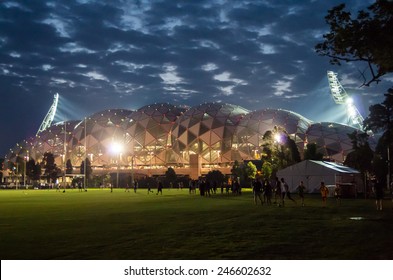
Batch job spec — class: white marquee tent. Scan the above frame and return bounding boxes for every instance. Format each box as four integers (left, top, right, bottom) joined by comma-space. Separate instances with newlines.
276, 160, 363, 196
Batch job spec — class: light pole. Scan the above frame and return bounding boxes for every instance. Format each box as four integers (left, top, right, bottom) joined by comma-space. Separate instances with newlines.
84, 117, 87, 190
110, 141, 123, 189
23, 152, 29, 189
63, 121, 67, 188
131, 155, 134, 188
16, 162, 19, 189
23, 157, 26, 189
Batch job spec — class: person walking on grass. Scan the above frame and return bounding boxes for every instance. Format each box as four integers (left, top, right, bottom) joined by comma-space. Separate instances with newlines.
264, 179, 272, 205
296, 181, 306, 206
320, 181, 329, 207
373, 179, 383, 211
147, 182, 154, 194
334, 184, 341, 206
281, 178, 296, 205
252, 179, 263, 205
157, 181, 163, 195
274, 177, 281, 205
133, 180, 138, 193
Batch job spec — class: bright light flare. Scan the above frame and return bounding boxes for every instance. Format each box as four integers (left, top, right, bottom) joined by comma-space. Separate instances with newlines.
110, 142, 123, 155
347, 105, 357, 118
274, 133, 282, 143
346, 97, 353, 105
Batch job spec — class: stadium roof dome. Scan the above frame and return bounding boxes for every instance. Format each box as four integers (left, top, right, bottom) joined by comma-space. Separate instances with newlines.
31, 120, 80, 162
123, 103, 186, 166
171, 102, 249, 164
236, 108, 312, 158
69, 109, 132, 166
305, 122, 358, 162
3, 102, 371, 173
5, 139, 32, 163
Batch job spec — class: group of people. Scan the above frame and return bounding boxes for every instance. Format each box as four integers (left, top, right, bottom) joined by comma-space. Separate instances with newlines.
252, 178, 344, 208
119, 176, 390, 211
252, 177, 299, 207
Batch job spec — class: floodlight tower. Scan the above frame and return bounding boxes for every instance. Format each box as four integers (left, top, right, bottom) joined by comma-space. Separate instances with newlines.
327, 71, 364, 131
36, 93, 59, 136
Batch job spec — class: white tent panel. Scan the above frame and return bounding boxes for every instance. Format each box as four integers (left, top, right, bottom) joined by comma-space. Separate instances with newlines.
277, 160, 362, 194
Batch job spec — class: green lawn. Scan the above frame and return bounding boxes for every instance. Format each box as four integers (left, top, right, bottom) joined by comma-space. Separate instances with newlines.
0, 188, 392, 260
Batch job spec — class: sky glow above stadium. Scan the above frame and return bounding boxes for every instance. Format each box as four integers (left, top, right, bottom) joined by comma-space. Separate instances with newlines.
1, 0, 392, 157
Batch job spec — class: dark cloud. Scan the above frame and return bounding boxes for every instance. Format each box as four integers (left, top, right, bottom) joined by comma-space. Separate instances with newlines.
0, 0, 390, 156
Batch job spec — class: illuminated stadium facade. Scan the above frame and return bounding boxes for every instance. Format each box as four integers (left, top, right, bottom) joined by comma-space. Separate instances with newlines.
4, 102, 363, 178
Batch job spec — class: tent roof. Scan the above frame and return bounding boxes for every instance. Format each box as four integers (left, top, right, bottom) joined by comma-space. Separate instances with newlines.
278, 160, 360, 176
309, 160, 360, 174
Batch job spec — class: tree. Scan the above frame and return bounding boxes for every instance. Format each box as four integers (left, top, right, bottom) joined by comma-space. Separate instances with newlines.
261, 161, 273, 180
26, 158, 41, 183
344, 131, 374, 192
363, 89, 393, 184
261, 127, 301, 173
42, 152, 60, 183
286, 137, 301, 164
303, 143, 324, 160
80, 157, 93, 186
243, 161, 257, 187
165, 167, 177, 188
231, 160, 243, 181
205, 170, 225, 186
363, 89, 393, 134
315, 0, 393, 86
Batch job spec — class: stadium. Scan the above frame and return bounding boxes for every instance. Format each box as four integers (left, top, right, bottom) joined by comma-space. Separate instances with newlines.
3, 97, 363, 181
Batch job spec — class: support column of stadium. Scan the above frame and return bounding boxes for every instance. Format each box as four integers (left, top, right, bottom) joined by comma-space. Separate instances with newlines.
63, 121, 66, 188
131, 155, 134, 188
116, 156, 119, 189
84, 117, 87, 189
16, 162, 19, 189
23, 154, 27, 188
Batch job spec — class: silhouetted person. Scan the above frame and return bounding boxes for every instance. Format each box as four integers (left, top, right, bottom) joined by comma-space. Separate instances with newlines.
274, 177, 281, 205
373, 179, 384, 210
157, 181, 163, 195
281, 178, 296, 205
252, 179, 263, 205
334, 184, 341, 205
320, 182, 329, 207
296, 181, 306, 206
264, 179, 272, 205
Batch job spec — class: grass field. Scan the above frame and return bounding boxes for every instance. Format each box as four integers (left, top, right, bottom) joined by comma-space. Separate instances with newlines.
1, 188, 393, 260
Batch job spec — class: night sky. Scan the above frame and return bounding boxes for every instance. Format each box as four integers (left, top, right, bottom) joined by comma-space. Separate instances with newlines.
1, 0, 392, 157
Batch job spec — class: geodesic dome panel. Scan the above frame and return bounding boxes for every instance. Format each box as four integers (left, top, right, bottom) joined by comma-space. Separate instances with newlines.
69, 109, 132, 167
4, 139, 33, 163
236, 109, 312, 159
305, 122, 358, 162
171, 103, 249, 164
31, 120, 80, 163
123, 103, 186, 166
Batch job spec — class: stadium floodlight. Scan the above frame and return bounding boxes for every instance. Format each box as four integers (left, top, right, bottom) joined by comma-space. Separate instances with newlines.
36, 93, 59, 136
327, 71, 364, 131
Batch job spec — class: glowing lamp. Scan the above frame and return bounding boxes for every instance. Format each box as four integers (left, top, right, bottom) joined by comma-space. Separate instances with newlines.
110, 142, 123, 155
